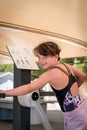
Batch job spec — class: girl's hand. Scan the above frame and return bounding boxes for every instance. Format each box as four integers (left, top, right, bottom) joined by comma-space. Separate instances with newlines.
0, 90, 6, 98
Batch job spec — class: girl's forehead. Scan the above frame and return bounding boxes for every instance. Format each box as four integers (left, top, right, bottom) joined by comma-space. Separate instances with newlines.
37, 54, 46, 58
37, 54, 54, 58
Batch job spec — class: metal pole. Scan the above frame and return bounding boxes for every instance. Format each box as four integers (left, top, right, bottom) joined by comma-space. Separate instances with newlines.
13, 64, 31, 130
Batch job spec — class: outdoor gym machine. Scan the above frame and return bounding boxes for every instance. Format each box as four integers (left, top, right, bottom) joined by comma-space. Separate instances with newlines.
0, 45, 52, 130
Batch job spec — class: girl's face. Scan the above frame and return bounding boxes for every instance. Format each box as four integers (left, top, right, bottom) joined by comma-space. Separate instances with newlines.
36, 53, 58, 69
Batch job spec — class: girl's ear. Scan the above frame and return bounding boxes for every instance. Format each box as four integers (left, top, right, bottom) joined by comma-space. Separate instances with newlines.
55, 54, 59, 60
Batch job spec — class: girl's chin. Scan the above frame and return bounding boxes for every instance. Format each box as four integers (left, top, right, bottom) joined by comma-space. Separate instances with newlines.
41, 65, 48, 69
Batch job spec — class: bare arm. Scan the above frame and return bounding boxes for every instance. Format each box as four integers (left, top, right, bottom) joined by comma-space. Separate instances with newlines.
0, 71, 51, 97
72, 66, 86, 87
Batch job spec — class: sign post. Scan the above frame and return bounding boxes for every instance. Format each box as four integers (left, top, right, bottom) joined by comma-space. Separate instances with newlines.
13, 65, 31, 130
7, 45, 38, 130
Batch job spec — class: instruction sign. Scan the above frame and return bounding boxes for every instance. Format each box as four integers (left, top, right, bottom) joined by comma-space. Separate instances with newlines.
7, 45, 39, 70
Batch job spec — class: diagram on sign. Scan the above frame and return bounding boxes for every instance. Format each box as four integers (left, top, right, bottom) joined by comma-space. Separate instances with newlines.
7, 45, 39, 70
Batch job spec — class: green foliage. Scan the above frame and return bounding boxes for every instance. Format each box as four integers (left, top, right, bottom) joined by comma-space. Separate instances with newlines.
60, 58, 74, 65
0, 64, 14, 73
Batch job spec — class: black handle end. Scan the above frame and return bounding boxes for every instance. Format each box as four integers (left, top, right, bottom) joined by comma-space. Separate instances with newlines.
0, 93, 6, 98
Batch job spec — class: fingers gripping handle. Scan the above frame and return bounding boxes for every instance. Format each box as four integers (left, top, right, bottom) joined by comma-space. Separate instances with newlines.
0, 93, 6, 98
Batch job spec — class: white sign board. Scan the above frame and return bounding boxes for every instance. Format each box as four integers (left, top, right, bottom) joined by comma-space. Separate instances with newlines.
7, 45, 39, 70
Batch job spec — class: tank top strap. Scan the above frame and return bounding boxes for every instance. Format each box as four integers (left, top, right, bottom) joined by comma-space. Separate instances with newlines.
62, 63, 72, 75
52, 66, 69, 77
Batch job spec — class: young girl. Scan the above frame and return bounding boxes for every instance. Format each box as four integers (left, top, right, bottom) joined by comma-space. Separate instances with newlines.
0, 41, 87, 130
